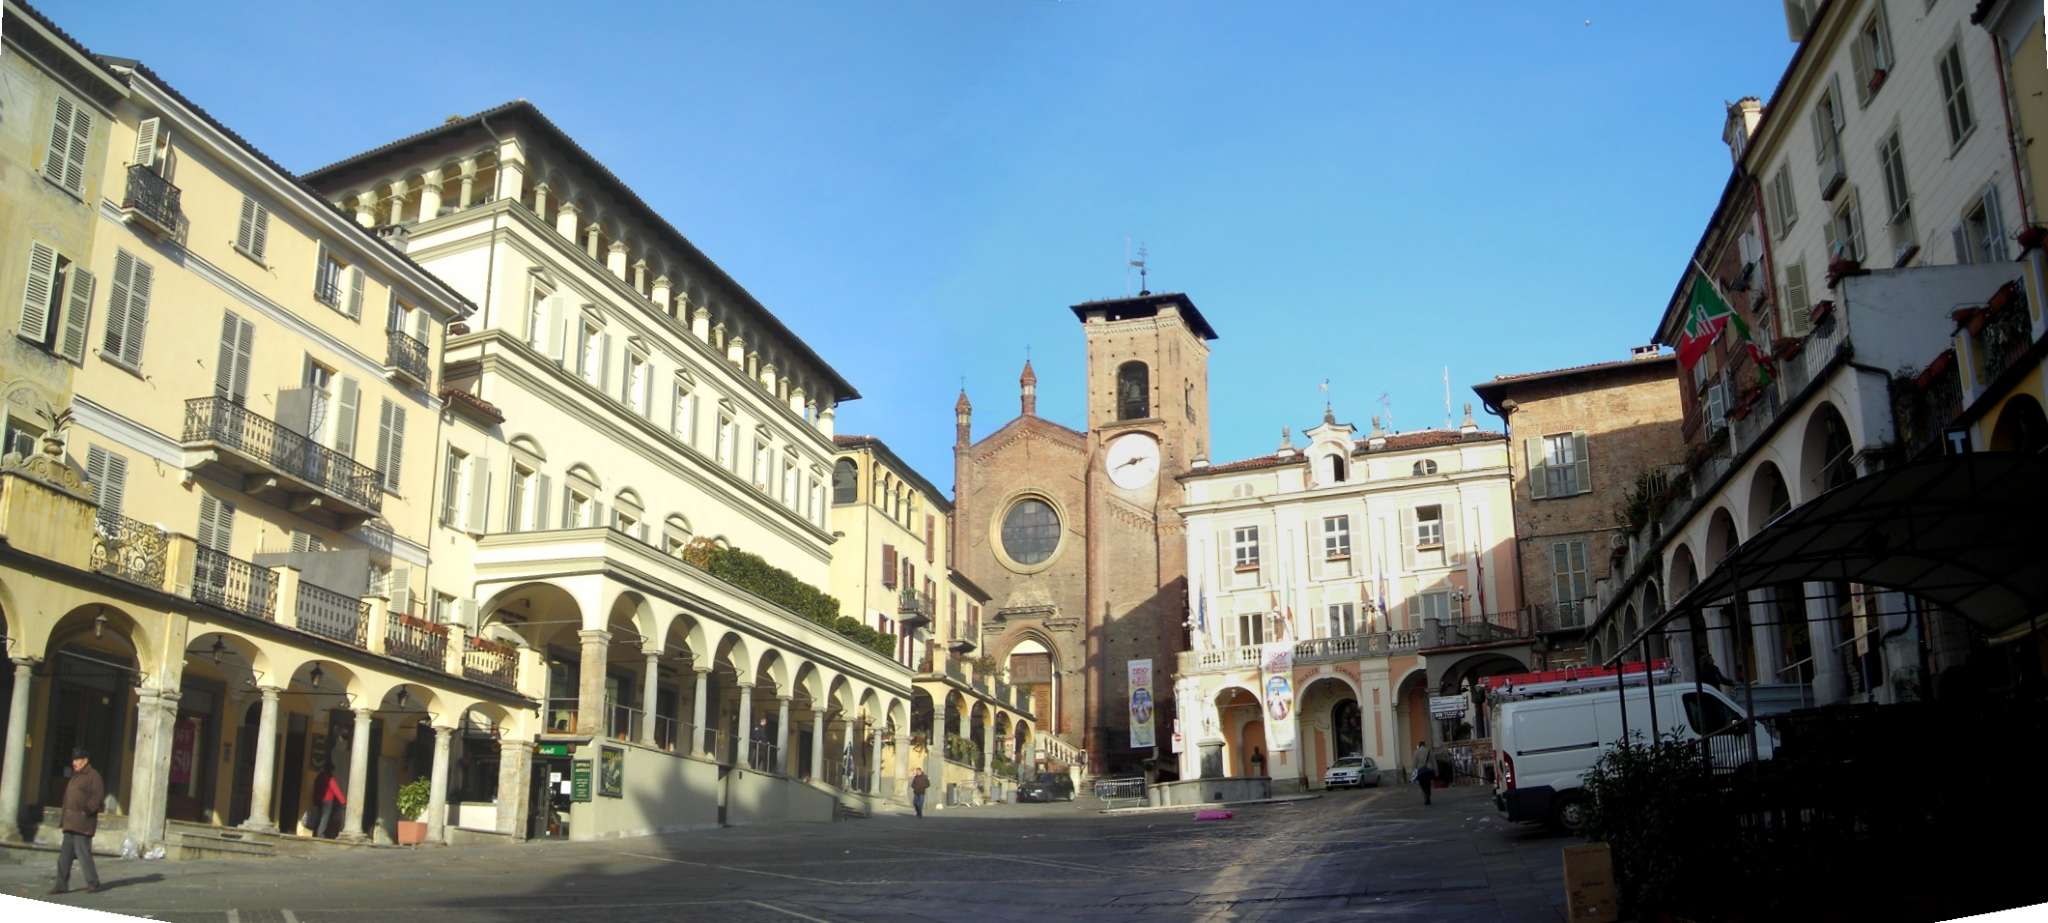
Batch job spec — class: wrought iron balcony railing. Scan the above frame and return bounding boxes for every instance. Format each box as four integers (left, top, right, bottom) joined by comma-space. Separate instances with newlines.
386, 612, 448, 668
296, 581, 369, 648
183, 397, 381, 516
121, 164, 184, 239
385, 329, 430, 385
193, 546, 278, 621
91, 513, 168, 587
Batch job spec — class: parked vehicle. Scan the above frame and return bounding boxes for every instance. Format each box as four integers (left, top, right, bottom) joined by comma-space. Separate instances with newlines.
1492, 681, 1775, 833
1019, 771, 1075, 802
1322, 755, 1379, 789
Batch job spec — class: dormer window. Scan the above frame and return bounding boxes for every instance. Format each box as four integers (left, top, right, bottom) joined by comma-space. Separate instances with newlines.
1413, 459, 1438, 476
1324, 454, 1348, 483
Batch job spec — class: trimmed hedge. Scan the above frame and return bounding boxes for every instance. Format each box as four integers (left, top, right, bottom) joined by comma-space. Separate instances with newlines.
682, 538, 894, 658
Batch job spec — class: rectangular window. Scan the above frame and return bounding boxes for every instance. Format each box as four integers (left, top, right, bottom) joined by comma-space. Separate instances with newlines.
577, 321, 606, 389
1850, 4, 1892, 106
1937, 39, 1976, 147
782, 457, 799, 507
1826, 189, 1866, 263
525, 281, 554, 350
43, 95, 91, 197
752, 438, 772, 491
1233, 611, 1265, 648
101, 249, 153, 368
1769, 166, 1798, 239
1552, 540, 1590, 621
508, 464, 532, 531
1539, 433, 1590, 497
84, 445, 128, 523
1322, 515, 1351, 559
1415, 506, 1443, 548
1326, 602, 1357, 638
625, 351, 650, 415
1958, 185, 2009, 264
716, 414, 735, 468
1811, 76, 1845, 195
1877, 129, 1914, 263
313, 245, 362, 319
441, 447, 467, 526
16, 242, 94, 364
214, 311, 254, 403
235, 195, 270, 261
1416, 591, 1450, 624
672, 380, 696, 444
4, 416, 45, 459
432, 593, 456, 626
1232, 526, 1260, 570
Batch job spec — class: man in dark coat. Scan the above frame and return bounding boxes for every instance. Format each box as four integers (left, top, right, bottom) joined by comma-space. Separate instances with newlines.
53, 747, 104, 895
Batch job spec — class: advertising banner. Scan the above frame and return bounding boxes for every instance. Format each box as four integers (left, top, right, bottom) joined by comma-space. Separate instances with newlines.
1261, 642, 1296, 751
1128, 659, 1156, 749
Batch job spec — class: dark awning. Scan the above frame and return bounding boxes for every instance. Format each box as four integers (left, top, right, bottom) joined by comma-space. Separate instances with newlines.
1617, 452, 2048, 658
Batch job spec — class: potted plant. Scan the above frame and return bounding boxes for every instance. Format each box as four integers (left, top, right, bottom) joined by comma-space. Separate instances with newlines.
2018, 225, 2047, 253
396, 777, 433, 845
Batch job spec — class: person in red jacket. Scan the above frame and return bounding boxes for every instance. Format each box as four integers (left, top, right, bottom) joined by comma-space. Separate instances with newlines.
311, 763, 345, 838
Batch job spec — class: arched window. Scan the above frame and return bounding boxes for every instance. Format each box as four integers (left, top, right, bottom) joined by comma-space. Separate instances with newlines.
1413, 459, 1438, 476
832, 459, 858, 504
1326, 454, 1348, 483
1116, 361, 1150, 420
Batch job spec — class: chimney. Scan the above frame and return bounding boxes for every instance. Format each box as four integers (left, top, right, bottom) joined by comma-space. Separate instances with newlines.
1460, 403, 1479, 435
1631, 344, 1662, 361
1723, 97, 1763, 164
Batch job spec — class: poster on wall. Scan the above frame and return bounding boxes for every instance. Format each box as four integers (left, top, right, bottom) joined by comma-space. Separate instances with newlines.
599, 745, 624, 798
1261, 642, 1297, 751
1127, 659, 1156, 749
168, 718, 197, 786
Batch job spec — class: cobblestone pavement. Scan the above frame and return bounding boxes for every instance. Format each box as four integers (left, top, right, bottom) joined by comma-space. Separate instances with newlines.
0, 785, 1570, 922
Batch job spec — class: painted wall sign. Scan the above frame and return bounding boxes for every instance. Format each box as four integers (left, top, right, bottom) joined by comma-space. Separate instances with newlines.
571, 759, 593, 802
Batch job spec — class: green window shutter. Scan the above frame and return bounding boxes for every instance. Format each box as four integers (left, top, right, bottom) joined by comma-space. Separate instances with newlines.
1572, 431, 1590, 495
1526, 438, 1549, 500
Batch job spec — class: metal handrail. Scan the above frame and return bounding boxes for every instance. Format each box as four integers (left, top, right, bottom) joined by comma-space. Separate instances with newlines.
121, 163, 183, 234
90, 513, 168, 587
385, 328, 430, 383
183, 397, 381, 513
192, 546, 277, 621
463, 636, 518, 689
297, 582, 367, 648
385, 613, 447, 668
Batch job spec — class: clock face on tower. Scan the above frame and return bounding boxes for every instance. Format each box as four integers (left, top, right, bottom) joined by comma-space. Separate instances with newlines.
1106, 432, 1162, 490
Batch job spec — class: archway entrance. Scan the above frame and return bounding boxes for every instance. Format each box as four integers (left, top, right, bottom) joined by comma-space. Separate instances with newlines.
1005, 637, 1057, 735
1296, 677, 1359, 786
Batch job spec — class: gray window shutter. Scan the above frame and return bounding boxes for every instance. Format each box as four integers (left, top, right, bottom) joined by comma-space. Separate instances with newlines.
85, 446, 113, 517
332, 376, 360, 458
1983, 186, 2008, 261
442, 451, 463, 526
561, 485, 575, 528
1399, 508, 1418, 572
1441, 503, 1461, 560
466, 461, 489, 533
389, 565, 414, 615
1571, 431, 1590, 495
377, 401, 405, 492
59, 266, 94, 363
18, 241, 57, 344
102, 250, 134, 359
534, 473, 551, 531
290, 530, 314, 554
45, 96, 74, 187
1526, 438, 1549, 500
599, 333, 612, 391
591, 500, 605, 530
198, 494, 235, 552
1954, 223, 1972, 264
237, 195, 258, 255
347, 266, 365, 320
214, 313, 241, 398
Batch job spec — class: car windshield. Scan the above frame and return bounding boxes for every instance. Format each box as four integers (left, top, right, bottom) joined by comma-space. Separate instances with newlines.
1332, 758, 1363, 768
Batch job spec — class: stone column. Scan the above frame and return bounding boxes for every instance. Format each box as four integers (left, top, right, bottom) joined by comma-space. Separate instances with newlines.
585, 223, 603, 261
531, 182, 549, 220
691, 307, 711, 342
1804, 582, 1847, 706
238, 685, 282, 833
577, 630, 610, 737
811, 710, 826, 781
736, 684, 755, 768
691, 667, 711, 757
128, 686, 181, 851
606, 241, 628, 279
555, 201, 579, 241
1747, 588, 1784, 684
352, 191, 378, 228
492, 137, 525, 201
651, 276, 673, 312
386, 180, 408, 225
1874, 590, 1920, 701
457, 158, 478, 209
893, 734, 909, 799
0, 658, 35, 842
426, 726, 453, 843
419, 169, 444, 220
497, 740, 533, 838
1705, 605, 1738, 678
339, 708, 374, 842
872, 721, 887, 794
640, 653, 662, 746
776, 696, 792, 775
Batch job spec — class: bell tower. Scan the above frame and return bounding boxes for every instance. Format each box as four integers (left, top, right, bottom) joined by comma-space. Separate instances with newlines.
1071, 292, 1217, 473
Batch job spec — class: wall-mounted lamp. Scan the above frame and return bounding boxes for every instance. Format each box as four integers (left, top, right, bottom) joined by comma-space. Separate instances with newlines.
396, 688, 410, 708
209, 637, 226, 664
309, 664, 325, 689
93, 610, 108, 640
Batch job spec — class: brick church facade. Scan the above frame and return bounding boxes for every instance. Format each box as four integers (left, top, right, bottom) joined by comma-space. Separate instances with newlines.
952, 293, 1217, 775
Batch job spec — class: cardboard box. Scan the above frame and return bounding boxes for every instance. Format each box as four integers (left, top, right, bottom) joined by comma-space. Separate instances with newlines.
1562, 842, 1619, 923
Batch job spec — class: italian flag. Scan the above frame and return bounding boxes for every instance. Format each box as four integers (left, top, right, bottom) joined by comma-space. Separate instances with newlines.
1677, 274, 1775, 384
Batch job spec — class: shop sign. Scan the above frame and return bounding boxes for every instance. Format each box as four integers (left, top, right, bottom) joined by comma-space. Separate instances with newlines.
571, 759, 593, 802
537, 742, 571, 757
1430, 694, 1469, 719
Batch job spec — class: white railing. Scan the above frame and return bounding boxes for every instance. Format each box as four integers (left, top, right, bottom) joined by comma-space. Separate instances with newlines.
1037, 733, 1082, 769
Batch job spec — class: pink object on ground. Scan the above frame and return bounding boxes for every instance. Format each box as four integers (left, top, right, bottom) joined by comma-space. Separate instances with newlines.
1194, 809, 1234, 821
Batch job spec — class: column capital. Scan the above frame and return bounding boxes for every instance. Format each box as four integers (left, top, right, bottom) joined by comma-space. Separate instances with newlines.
642, 648, 664, 661
777, 694, 793, 704
501, 739, 536, 755
8, 656, 37, 669
532, 180, 549, 193
422, 168, 444, 182
137, 686, 182, 708
459, 157, 479, 176
693, 664, 713, 676
352, 707, 375, 723
388, 179, 409, 194
433, 725, 455, 740
578, 629, 612, 645
585, 222, 604, 235
256, 684, 283, 700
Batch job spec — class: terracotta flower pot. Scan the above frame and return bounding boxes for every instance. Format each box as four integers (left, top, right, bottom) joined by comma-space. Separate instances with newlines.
397, 819, 428, 845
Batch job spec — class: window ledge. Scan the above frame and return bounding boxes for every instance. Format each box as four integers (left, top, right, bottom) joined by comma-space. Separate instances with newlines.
44, 174, 84, 202
1325, 554, 1351, 562
234, 244, 268, 269
97, 351, 145, 380
1233, 564, 1261, 574
1417, 542, 1444, 552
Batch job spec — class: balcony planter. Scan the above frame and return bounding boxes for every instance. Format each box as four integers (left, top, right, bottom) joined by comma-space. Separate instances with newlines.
448, 321, 471, 336
1772, 337, 1805, 361
1914, 350, 1956, 389
1986, 281, 2019, 315
2018, 225, 2048, 254
1809, 300, 1836, 326
1824, 258, 1864, 288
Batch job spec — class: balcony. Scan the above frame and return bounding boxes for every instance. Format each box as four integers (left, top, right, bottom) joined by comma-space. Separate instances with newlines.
181, 397, 381, 526
1973, 288, 2035, 388
896, 588, 933, 629
90, 513, 168, 587
384, 329, 430, 387
120, 164, 184, 240
192, 546, 278, 621
463, 635, 519, 689
385, 611, 448, 668
295, 580, 369, 648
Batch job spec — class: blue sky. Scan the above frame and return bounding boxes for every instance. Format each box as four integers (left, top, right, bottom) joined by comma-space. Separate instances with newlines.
46, 0, 1794, 485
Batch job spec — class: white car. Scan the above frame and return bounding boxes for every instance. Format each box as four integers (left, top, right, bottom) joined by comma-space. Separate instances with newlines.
1323, 755, 1379, 789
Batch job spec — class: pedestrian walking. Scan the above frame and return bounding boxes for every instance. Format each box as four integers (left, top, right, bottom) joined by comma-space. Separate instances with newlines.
910, 768, 930, 817
1411, 741, 1435, 806
312, 763, 346, 838
52, 747, 104, 895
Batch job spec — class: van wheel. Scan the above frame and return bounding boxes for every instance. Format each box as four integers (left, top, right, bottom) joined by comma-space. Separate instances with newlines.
1552, 795, 1589, 834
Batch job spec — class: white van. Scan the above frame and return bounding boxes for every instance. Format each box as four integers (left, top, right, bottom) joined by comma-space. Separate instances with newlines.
1491, 682, 1774, 832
